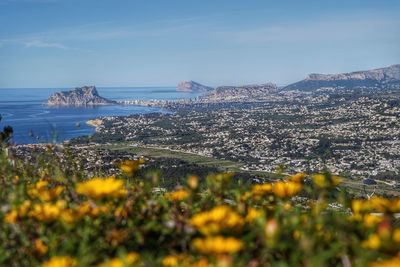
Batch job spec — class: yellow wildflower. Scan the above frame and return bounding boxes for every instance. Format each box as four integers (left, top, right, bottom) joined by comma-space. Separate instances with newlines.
245, 208, 262, 223
4, 209, 18, 224
272, 181, 302, 198
369, 197, 391, 213
120, 158, 144, 175
190, 206, 244, 235
162, 255, 180, 267
393, 228, 400, 243
369, 257, 400, 267
76, 177, 127, 199
362, 234, 381, 250
251, 183, 272, 196
363, 214, 383, 228
34, 239, 48, 256
97, 252, 139, 267
389, 198, 400, 213
192, 236, 242, 255
28, 180, 64, 202
289, 172, 306, 183
60, 209, 77, 224
191, 259, 209, 267
29, 201, 65, 222
165, 189, 189, 201
312, 174, 326, 188
352, 197, 400, 214
18, 200, 31, 217
162, 254, 192, 267
4, 200, 32, 224
241, 191, 252, 201
351, 199, 364, 214
77, 201, 109, 217
42, 256, 76, 267
312, 174, 341, 188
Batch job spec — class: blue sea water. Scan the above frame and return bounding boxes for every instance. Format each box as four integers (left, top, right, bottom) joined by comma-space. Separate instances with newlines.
0, 87, 200, 144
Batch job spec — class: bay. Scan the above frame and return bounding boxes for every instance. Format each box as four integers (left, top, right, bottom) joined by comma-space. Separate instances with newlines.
0, 87, 200, 144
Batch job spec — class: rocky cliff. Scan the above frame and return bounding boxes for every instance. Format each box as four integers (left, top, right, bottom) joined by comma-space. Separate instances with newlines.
177, 81, 213, 92
47, 86, 116, 106
283, 64, 400, 91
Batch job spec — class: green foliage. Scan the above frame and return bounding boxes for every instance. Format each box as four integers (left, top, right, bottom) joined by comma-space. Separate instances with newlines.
0, 115, 13, 145
0, 148, 399, 267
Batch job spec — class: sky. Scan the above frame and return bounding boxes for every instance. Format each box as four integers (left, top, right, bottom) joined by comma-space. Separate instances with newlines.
0, 0, 399, 88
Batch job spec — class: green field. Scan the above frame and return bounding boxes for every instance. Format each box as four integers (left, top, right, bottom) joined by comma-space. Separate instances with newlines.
102, 144, 279, 176
105, 144, 244, 171
102, 144, 399, 196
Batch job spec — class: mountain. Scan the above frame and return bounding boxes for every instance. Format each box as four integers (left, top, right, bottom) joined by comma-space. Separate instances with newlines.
47, 86, 116, 106
283, 64, 400, 91
177, 81, 214, 92
200, 83, 278, 102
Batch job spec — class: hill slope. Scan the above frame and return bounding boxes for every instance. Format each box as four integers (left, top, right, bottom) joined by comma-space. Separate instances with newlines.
283, 64, 400, 91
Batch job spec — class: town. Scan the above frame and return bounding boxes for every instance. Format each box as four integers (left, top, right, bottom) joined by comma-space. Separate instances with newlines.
72, 88, 400, 184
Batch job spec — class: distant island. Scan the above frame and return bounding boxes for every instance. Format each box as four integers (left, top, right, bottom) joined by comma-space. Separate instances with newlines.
47, 86, 116, 106
177, 81, 214, 92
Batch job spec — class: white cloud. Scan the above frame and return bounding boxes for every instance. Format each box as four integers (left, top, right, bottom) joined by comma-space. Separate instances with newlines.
23, 39, 68, 49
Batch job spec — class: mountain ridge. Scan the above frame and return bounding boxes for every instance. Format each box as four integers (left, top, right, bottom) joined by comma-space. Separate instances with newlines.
283, 64, 400, 91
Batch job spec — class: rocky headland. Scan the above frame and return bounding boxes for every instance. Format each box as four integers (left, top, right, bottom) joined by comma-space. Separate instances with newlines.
47, 86, 116, 106
177, 81, 214, 92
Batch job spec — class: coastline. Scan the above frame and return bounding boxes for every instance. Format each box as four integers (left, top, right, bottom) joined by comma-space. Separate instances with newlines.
86, 119, 103, 131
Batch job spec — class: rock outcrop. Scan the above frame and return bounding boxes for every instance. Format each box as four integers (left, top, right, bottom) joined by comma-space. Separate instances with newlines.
177, 81, 213, 92
283, 64, 400, 91
47, 86, 116, 106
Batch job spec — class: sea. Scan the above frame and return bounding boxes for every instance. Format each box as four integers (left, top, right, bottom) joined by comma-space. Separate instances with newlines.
0, 87, 201, 144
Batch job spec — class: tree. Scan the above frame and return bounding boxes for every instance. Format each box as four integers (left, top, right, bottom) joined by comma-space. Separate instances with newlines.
0, 115, 13, 144
314, 136, 333, 160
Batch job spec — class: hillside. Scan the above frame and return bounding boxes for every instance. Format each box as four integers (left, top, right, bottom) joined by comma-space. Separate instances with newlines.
200, 83, 278, 101
283, 64, 400, 91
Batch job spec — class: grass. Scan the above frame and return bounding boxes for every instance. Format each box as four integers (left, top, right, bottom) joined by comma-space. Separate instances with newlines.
102, 143, 399, 197
104, 144, 247, 172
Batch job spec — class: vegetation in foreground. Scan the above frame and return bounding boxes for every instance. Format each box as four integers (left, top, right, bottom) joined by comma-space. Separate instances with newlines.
0, 144, 400, 267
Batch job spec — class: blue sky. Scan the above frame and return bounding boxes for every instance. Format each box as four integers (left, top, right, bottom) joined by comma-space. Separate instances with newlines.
0, 0, 399, 88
